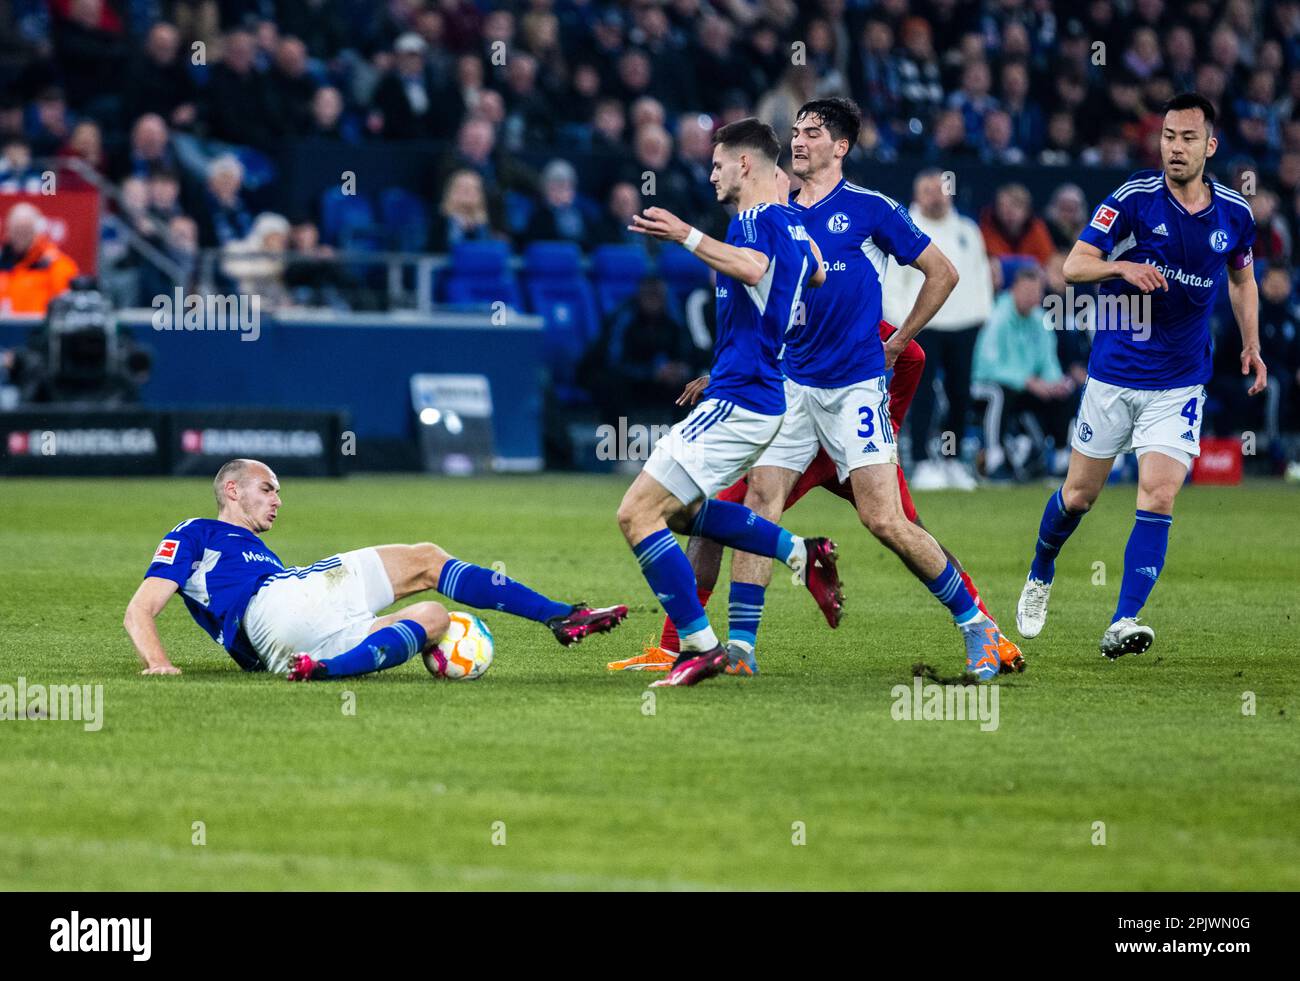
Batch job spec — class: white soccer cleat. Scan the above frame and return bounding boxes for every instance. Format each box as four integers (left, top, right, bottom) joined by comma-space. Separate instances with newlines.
943, 458, 977, 491
910, 460, 950, 491
1016, 577, 1052, 638
1100, 618, 1155, 660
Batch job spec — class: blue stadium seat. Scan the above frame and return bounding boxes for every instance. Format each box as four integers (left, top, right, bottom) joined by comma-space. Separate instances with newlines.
656, 242, 711, 308
590, 244, 649, 316
379, 187, 429, 252
319, 187, 377, 248
522, 241, 599, 405
441, 240, 522, 307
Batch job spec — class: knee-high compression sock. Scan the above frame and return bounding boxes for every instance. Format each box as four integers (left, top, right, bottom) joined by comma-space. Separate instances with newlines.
316, 620, 428, 678
690, 499, 807, 569
632, 529, 717, 651
437, 558, 571, 623
959, 569, 992, 620
926, 562, 981, 625
660, 587, 712, 653
1114, 510, 1172, 622
727, 581, 766, 652
1030, 487, 1087, 582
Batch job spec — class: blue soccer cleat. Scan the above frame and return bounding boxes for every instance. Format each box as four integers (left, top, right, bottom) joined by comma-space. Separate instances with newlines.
960, 616, 1004, 682
724, 641, 759, 676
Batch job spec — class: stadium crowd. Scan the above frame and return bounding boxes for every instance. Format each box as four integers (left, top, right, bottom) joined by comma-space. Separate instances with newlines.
0, 0, 1298, 476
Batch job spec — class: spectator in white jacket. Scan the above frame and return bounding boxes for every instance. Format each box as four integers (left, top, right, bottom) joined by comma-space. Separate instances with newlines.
885, 168, 995, 490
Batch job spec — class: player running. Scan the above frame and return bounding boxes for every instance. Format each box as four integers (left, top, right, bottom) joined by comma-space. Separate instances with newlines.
611, 319, 1025, 676
617, 117, 842, 689
1016, 92, 1267, 658
123, 458, 628, 679
682, 97, 1010, 681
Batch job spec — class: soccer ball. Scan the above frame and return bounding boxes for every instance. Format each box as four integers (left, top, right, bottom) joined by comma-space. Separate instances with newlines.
423, 611, 495, 680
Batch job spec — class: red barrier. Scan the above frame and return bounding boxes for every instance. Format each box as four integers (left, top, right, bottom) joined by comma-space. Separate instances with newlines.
0, 189, 100, 274
1191, 437, 1243, 485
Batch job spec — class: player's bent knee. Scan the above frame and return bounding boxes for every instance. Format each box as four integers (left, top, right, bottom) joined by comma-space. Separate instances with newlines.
859, 507, 906, 543
414, 542, 449, 588
406, 601, 450, 644
745, 484, 785, 519
1061, 486, 1097, 513
615, 498, 640, 538
1137, 485, 1178, 514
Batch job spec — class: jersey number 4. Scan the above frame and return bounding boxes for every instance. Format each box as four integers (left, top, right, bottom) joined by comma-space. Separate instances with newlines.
1181, 397, 1199, 426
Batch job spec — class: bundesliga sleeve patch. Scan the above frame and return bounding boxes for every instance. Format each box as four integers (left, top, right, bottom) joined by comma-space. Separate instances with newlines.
1090, 204, 1119, 232
153, 539, 180, 565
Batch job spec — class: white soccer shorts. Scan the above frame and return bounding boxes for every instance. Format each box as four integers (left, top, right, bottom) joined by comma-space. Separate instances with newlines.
643, 397, 783, 504
755, 376, 897, 482
242, 547, 396, 674
1072, 377, 1206, 465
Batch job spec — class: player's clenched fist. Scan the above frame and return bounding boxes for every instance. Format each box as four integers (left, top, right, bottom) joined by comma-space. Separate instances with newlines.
629, 207, 690, 242
1116, 260, 1169, 293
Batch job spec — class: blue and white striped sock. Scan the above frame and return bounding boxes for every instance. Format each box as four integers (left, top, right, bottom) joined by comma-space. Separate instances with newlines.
1114, 510, 1172, 622
727, 581, 766, 652
926, 561, 980, 625
437, 558, 570, 623
632, 529, 718, 651
317, 619, 427, 678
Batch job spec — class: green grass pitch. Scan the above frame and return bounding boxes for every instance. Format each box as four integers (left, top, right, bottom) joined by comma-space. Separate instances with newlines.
1, 475, 1297, 890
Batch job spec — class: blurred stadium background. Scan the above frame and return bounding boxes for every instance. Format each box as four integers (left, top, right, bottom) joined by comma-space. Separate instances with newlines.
1, 0, 1297, 484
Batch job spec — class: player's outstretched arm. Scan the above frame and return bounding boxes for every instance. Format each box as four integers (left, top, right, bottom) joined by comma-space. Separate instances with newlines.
1062, 240, 1169, 292
124, 577, 183, 675
885, 242, 958, 367
1228, 263, 1267, 395
628, 207, 770, 286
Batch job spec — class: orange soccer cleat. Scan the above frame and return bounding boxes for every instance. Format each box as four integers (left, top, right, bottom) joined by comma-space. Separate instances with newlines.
606, 646, 676, 672
996, 629, 1026, 674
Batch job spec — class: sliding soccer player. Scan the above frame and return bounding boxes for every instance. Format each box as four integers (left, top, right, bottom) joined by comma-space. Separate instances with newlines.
612, 319, 1024, 676
1016, 92, 1266, 657
124, 458, 627, 680
618, 117, 842, 689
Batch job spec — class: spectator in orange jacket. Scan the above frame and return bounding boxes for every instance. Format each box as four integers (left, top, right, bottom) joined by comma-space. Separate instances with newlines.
0, 202, 80, 314
979, 182, 1055, 266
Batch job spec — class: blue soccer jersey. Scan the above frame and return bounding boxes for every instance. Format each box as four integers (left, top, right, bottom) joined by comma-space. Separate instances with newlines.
143, 518, 285, 670
1078, 169, 1256, 390
703, 202, 820, 414
783, 179, 931, 388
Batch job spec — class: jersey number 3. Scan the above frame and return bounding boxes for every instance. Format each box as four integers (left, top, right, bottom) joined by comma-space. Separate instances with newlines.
857, 405, 875, 438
